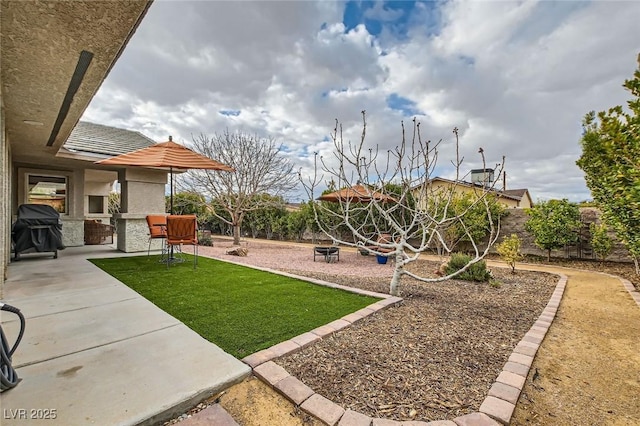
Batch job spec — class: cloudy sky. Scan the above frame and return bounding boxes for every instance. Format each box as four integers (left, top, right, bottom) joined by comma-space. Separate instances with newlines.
83, 0, 640, 203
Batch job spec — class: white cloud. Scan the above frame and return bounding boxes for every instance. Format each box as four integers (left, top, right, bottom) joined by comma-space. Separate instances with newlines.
84, 0, 640, 203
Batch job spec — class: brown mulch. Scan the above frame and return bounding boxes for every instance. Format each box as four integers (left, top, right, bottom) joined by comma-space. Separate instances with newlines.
200, 239, 640, 422
168, 238, 640, 425
271, 259, 558, 422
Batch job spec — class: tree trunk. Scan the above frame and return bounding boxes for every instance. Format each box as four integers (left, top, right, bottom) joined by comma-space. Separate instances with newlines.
250, 226, 259, 239
389, 253, 404, 296
233, 223, 241, 245
547, 249, 551, 262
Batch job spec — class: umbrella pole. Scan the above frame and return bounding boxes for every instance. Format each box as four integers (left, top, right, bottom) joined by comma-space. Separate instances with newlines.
170, 166, 174, 215
169, 166, 174, 260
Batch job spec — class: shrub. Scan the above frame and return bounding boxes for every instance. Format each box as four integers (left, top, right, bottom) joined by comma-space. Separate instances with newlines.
496, 234, 523, 273
590, 223, 612, 263
199, 233, 213, 246
445, 253, 492, 282
524, 199, 580, 261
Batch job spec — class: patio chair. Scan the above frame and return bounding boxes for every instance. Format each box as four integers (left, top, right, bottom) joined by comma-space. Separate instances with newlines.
146, 215, 167, 257
358, 233, 393, 255
166, 215, 198, 269
84, 219, 114, 245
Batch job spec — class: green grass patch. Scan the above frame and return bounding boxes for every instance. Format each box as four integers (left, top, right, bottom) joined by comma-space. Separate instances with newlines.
90, 255, 379, 358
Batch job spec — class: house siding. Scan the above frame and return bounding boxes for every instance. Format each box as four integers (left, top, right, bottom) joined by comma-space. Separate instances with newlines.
412, 179, 528, 210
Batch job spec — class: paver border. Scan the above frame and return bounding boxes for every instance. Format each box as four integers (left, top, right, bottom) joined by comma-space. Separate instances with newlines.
618, 277, 640, 308
475, 274, 567, 424
239, 261, 567, 426
212, 254, 640, 425
235, 261, 402, 369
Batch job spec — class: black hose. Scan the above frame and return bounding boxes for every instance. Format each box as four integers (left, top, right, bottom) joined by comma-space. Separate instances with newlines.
1, 303, 25, 391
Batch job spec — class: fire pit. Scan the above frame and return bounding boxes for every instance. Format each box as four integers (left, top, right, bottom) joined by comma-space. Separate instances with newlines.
313, 246, 340, 263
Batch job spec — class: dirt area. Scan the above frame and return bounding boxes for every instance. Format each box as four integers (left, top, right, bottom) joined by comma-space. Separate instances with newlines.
172, 238, 640, 425
219, 376, 321, 426
501, 254, 640, 291
509, 267, 640, 426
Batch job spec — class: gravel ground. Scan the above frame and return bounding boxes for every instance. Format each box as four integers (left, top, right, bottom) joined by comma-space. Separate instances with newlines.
198, 238, 558, 422
198, 238, 396, 281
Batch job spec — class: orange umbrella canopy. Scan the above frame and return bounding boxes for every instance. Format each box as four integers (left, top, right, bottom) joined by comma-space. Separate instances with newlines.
317, 184, 395, 203
96, 139, 234, 171
96, 137, 233, 214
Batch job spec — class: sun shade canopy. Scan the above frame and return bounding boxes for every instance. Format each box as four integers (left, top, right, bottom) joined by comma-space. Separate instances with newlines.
317, 184, 396, 203
96, 140, 234, 171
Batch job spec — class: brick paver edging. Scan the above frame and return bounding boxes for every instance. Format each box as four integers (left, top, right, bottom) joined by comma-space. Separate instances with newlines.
615, 277, 640, 308
476, 274, 568, 424
202, 253, 400, 367
212, 257, 401, 369
246, 271, 568, 426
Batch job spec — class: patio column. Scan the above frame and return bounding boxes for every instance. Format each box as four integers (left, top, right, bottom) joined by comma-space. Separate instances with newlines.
60, 168, 86, 247
115, 168, 167, 252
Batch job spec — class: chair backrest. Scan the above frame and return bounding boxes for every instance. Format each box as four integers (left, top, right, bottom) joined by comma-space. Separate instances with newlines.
146, 215, 167, 238
377, 233, 392, 244
166, 215, 198, 244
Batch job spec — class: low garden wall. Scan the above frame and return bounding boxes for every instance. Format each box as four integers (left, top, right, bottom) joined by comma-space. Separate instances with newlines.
298, 207, 633, 263
498, 207, 632, 263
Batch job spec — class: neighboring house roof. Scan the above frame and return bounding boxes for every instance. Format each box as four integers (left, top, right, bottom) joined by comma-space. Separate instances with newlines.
63, 121, 156, 157
502, 189, 528, 199
414, 177, 530, 203
499, 188, 533, 207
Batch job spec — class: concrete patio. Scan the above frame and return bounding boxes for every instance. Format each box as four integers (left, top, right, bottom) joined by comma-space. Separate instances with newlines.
0, 244, 250, 425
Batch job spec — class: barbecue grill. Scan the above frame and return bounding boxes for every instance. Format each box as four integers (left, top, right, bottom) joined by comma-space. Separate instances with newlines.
12, 204, 65, 260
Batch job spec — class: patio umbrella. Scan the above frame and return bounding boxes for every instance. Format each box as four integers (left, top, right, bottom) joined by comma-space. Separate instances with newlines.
317, 183, 396, 203
96, 136, 234, 213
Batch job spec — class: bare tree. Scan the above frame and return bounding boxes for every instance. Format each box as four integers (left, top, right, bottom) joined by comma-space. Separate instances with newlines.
301, 111, 505, 296
181, 130, 297, 245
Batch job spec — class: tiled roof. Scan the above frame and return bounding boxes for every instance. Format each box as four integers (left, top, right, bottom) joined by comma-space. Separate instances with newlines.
413, 177, 528, 201
502, 189, 528, 199
64, 121, 156, 156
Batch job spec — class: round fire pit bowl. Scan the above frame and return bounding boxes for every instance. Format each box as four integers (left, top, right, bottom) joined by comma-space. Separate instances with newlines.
313, 246, 340, 263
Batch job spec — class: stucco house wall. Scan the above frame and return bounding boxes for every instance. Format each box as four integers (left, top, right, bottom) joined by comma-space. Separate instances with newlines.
14, 166, 85, 246
12, 159, 166, 251
0, 0, 152, 294
511, 192, 532, 209
115, 167, 167, 252
84, 169, 118, 223
1, 90, 9, 296
412, 178, 532, 210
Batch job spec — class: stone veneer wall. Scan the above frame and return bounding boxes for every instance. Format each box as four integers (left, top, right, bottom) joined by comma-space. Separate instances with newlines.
497, 207, 632, 262
115, 168, 166, 253
116, 216, 159, 253
60, 218, 85, 247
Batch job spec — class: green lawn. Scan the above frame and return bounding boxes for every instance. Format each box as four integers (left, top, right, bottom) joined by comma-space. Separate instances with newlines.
90, 255, 379, 358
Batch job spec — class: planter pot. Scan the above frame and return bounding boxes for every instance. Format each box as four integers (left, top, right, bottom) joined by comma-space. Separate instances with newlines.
376, 254, 388, 264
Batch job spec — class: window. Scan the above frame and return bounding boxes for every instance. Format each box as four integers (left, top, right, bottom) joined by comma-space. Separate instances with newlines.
27, 174, 67, 214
